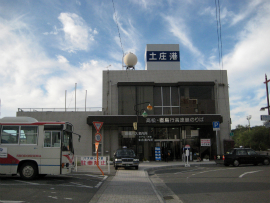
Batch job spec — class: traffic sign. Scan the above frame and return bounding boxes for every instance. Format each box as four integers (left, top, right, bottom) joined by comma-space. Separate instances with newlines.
95, 132, 102, 142
213, 121, 220, 131
184, 145, 190, 149
261, 115, 270, 121
93, 121, 103, 132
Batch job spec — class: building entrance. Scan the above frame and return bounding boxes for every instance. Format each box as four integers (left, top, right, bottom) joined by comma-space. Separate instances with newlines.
155, 141, 181, 161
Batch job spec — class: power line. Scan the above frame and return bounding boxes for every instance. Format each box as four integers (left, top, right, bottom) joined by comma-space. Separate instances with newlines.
215, 0, 221, 66
218, 0, 224, 71
215, 0, 224, 84
112, 0, 124, 57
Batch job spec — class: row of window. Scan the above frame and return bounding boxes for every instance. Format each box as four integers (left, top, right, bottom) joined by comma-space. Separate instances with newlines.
1, 126, 38, 144
118, 85, 215, 115
0, 126, 61, 148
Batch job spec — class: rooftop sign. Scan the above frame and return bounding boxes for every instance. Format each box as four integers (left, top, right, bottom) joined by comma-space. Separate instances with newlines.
146, 51, 180, 62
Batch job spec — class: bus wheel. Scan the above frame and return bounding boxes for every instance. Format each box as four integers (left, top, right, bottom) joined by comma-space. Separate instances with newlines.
20, 162, 38, 180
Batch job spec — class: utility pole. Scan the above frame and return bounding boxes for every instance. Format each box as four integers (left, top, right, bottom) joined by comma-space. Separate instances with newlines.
264, 74, 270, 115
264, 74, 270, 142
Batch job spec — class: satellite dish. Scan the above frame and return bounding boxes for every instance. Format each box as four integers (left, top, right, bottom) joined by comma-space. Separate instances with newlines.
124, 52, 137, 70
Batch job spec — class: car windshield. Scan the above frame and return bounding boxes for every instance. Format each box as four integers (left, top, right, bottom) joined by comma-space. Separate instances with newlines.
246, 149, 257, 155
227, 148, 235, 155
116, 149, 135, 156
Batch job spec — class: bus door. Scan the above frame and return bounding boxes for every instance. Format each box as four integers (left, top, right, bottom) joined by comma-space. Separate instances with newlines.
42, 131, 61, 174
61, 129, 74, 174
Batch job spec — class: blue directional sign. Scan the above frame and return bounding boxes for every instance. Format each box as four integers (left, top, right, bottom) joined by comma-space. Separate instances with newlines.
213, 121, 220, 131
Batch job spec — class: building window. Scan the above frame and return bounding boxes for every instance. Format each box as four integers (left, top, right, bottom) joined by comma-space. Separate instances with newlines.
180, 86, 215, 114
154, 86, 180, 115
118, 86, 153, 115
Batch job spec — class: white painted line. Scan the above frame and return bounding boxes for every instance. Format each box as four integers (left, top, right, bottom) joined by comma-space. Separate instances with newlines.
14, 180, 40, 185
102, 176, 108, 181
69, 182, 93, 188
48, 196, 58, 199
0, 201, 25, 203
95, 182, 102, 188
239, 170, 262, 178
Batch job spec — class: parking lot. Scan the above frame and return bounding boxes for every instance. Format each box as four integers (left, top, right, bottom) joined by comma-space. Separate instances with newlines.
0, 173, 108, 203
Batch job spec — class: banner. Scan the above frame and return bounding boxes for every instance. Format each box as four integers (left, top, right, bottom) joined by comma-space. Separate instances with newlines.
201, 139, 211, 146
81, 156, 106, 166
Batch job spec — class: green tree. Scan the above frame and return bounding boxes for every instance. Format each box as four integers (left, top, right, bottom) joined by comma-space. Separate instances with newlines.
232, 125, 270, 150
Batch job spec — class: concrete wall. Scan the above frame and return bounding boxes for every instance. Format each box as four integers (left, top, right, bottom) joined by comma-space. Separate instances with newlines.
102, 69, 231, 154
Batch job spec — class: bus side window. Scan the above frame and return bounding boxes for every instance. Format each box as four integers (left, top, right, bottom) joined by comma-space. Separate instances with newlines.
1, 126, 19, 144
20, 126, 38, 144
52, 132, 61, 147
44, 132, 51, 147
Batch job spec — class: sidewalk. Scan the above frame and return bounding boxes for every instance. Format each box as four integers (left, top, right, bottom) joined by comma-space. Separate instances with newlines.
75, 160, 216, 203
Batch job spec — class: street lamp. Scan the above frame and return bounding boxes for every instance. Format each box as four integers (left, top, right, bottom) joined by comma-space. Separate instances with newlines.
260, 106, 270, 111
247, 115, 252, 131
134, 102, 153, 156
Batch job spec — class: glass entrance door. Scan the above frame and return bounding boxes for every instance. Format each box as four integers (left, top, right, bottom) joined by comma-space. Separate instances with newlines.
154, 127, 181, 161
155, 141, 181, 161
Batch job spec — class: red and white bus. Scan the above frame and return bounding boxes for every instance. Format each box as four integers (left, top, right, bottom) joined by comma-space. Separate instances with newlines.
0, 117, 80, 180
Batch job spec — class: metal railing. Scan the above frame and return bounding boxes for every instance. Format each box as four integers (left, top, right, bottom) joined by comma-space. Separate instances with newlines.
18, 107, 102, 112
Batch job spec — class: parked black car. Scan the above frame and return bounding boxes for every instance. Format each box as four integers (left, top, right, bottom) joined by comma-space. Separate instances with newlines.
113, 147, 139, 170
224, 148, 270, 167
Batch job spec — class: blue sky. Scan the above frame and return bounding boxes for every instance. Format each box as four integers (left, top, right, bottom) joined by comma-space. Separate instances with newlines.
0, 0, 269, 129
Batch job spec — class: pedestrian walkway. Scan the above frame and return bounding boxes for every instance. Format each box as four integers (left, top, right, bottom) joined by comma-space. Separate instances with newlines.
79, 160, 216, 203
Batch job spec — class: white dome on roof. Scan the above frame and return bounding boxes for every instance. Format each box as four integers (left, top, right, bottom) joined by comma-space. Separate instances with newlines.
124, 52, 137, 67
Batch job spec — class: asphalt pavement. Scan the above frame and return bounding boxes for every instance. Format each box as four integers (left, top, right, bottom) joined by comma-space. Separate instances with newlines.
75, 160, 217, 203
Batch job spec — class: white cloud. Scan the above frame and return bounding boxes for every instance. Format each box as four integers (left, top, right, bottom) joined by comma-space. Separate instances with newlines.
58, 13, 97, 53
0, 17, 107, 117
57, 55, 69, 63
220, 3, 270, 128
43, 26, 58, 35
111, 12, 142, 62
129, 0, 161, 9
230, 0, 263, 26
162, 15, 206, 69
163, 16, 202, 58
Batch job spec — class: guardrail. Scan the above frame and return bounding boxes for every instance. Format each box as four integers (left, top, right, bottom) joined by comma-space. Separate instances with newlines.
74, 155, 111, 175
18, 107, 102, 112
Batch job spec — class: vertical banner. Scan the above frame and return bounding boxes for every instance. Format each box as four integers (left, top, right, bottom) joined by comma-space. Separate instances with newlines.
155, 147, 161, 161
